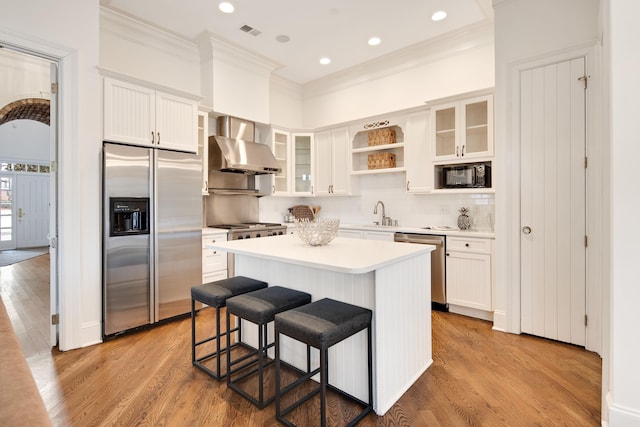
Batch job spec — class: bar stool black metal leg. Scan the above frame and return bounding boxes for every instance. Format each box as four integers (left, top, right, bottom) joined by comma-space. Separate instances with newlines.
191, 299, 196, 364
215, 306, 221, 379
320, 347, 328, 427
275, 331, 282, 418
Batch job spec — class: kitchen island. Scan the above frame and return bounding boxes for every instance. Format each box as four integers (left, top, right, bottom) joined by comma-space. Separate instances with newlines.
208, 233, 433, 415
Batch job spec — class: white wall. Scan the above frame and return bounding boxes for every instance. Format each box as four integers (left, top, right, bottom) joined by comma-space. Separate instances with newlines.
99, 7, 201, 97
0, 120, 49, 162
0, 0, 102, 350
301, 23, 495, 129
608, 0, 640, 424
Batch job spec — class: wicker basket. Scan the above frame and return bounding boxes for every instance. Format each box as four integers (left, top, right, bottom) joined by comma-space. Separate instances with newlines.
367, 153, 396, 170
367, 128, 396, 146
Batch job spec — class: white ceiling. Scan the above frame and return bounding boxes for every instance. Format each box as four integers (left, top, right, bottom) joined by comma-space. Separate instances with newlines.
100, 0, 493, 85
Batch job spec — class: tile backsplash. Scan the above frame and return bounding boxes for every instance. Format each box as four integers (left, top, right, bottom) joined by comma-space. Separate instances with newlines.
259, 173, 494, 231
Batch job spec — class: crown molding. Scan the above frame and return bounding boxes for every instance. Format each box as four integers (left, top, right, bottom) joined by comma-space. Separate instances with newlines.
99, 6, 199, 65
195, 32, 281, 75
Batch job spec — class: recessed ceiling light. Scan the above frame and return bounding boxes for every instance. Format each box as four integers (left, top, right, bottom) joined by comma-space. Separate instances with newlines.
319, 57, 331, 65
368, 37, 381, 46
276, 35, 290, 43
219, 2, 234, 13
432, 10, 447, 21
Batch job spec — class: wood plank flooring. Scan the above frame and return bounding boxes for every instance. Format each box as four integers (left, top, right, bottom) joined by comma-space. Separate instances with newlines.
1, 255, 602, 426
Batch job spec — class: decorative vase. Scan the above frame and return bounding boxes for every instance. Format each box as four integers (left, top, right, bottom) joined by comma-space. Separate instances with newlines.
457, 207, 471, 230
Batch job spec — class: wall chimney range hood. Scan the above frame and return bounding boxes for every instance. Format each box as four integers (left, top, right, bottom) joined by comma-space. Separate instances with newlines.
208, 116, 281, 175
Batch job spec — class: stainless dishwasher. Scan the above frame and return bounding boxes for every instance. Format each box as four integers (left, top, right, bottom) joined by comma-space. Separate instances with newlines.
394, 232, 447, 311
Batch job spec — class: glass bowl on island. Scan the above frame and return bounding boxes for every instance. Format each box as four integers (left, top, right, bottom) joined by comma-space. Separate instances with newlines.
295, 218, 340, 246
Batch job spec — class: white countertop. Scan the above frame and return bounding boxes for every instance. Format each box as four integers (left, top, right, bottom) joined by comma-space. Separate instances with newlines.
284, 223, 495, 238
207, 233, 433, 274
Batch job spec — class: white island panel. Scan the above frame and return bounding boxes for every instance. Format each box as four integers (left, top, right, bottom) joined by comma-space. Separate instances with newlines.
211, 234, 433, 415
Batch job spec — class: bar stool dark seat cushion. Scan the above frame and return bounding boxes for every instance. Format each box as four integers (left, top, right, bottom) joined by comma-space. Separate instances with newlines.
226, 286, 311, 324
275, 298, 372, 349
191, 276, 268, 308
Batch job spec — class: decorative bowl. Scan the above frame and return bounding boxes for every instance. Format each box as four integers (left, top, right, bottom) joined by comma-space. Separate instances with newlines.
295, 218, 340, 246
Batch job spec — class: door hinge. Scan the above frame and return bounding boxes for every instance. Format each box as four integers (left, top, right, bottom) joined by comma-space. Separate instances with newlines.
51, 82, 58, 94
585, 235, 588, 247
584, 314, 588, 327
50, 237, 58, 249
578, 75, 590, 89
51, 314, 59, 325
50, 160, 57, 172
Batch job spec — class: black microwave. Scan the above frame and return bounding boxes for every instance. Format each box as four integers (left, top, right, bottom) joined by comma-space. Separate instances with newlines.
442, 163, 491, 188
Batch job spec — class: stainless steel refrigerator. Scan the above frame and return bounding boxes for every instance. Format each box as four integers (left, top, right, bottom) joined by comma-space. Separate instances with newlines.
103, 142, 202, 337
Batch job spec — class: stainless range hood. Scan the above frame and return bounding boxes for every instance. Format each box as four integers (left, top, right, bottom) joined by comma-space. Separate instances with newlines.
209, 135, 281, 175
208, 116, 281, 175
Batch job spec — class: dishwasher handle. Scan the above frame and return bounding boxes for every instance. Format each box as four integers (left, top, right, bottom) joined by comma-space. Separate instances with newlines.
394, 233, 444, 246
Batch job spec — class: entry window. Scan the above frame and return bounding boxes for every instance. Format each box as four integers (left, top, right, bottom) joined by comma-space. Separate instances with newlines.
0, 176, 13, 241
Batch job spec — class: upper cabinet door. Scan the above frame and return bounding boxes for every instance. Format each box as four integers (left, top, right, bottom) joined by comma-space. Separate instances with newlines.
432, 102, 459, 161
462, 95, 493, 159
103, 78, 198, 153
315, 127, 350, 196
103, 78, 155, 147
405, 110, 432, 193
155, 92, 198, 153
292, 133, 314, 195
271, 129, 290, 195
329, 127, 350, 195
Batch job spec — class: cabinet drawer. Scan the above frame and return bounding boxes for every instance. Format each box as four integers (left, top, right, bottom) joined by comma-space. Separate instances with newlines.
202, 233, 227, 249
446, 236, 491, 253
203, 270, 228, 284
203, 249, 226, 273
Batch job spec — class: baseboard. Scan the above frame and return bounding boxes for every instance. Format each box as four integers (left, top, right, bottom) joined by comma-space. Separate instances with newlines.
448, 304, 493, 322
492, 310, 506, 332
607, 391, 640, 426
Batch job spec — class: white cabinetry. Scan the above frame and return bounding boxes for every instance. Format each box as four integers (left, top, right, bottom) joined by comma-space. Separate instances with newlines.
271, 129, 290, 194
315, 127, 350, 195
337, 228, 394, 241
202, 232, 228, 283
103, 77, 198, 153
445, 236, 492, 313
404, 110, 432, 193
431, 94, 493, 163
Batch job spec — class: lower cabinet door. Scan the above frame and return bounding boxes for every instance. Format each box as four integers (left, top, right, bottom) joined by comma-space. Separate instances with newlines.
446, 251, 491, 311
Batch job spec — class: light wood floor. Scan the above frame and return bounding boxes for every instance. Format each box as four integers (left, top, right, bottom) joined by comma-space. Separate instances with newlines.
0, 255, 602, 426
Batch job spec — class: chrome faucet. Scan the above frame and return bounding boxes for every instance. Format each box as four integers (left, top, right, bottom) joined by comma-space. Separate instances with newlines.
373, 200, 386, 224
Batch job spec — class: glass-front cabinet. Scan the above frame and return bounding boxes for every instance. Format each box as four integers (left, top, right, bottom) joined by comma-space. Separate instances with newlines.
270, 129, 314, 196
292, 133, 314, 194
432, 95, 493, 162
272, 129, 289, 193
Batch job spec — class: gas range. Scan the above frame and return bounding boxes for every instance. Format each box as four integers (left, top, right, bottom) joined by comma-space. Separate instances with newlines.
208, 222, 287, 240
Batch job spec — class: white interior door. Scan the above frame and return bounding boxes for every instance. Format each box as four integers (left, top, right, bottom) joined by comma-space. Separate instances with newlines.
15, 174, 50, 248
520, 57, 586, 346
49, 61, 58, 347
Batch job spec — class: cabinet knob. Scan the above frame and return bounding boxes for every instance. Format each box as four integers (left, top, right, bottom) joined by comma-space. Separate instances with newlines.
465, 243, 469, 247
522, 226, 532, 235
445, 252, 450, 256
213, 251, 217, 254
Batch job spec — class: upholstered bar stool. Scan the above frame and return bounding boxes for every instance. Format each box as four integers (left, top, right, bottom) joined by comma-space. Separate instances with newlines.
274, 298, 373, 427
225, 286, 312, 409
190, 276, 268, 380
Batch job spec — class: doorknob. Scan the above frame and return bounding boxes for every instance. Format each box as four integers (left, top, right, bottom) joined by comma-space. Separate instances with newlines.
522, 226, 532, 234
18, 208, 24, 219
